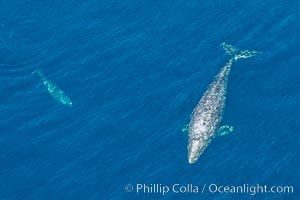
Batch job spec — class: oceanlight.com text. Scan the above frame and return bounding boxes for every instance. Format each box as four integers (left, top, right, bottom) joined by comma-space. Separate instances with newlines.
208, 184, 294, 195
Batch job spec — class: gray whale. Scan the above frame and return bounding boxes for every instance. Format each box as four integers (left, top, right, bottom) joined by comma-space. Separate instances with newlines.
32, 69, 72, 106
187, 43, 261, 164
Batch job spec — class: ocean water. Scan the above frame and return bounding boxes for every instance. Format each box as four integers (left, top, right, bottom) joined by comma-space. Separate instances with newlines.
0, 0, 299, 199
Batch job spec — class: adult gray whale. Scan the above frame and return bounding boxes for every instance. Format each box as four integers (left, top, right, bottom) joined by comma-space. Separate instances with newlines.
32, 69, 73, 106
187, 43, 261, 164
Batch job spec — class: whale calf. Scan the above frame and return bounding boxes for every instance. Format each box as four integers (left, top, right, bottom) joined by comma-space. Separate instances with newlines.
32, 69, 72, 106
187, 43, 261, 164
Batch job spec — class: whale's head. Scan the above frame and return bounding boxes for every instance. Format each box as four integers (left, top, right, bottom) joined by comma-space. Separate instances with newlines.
66, 101, 73, 106
61, 98, 73, 106
188, 139, 207, 164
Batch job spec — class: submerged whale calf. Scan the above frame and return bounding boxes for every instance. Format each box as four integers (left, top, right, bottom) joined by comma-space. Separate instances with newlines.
32, 69, 72, 106
187, 43, 261, 164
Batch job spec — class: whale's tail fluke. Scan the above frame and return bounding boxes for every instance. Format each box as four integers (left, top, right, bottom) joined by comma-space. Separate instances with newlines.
32, 68, 43, 76
32, 69, 46, 80
221, 42, 262, 61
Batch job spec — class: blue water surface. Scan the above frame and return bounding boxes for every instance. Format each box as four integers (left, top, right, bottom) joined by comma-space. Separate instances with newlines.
0, 0, 299, 199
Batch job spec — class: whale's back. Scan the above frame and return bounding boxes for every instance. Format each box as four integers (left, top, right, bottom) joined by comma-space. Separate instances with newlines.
189, 65, 230, 139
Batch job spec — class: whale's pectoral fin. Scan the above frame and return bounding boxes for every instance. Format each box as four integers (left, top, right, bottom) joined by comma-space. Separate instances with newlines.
182, 124, 189, 135
217, 125, 234, 136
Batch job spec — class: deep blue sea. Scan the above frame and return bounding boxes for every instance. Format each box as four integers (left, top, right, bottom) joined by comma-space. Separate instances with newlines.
0, 0, 299, 199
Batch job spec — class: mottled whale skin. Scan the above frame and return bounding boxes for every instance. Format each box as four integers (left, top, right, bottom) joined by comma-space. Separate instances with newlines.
32, 69, 72, 106
187, 43, 261, 164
